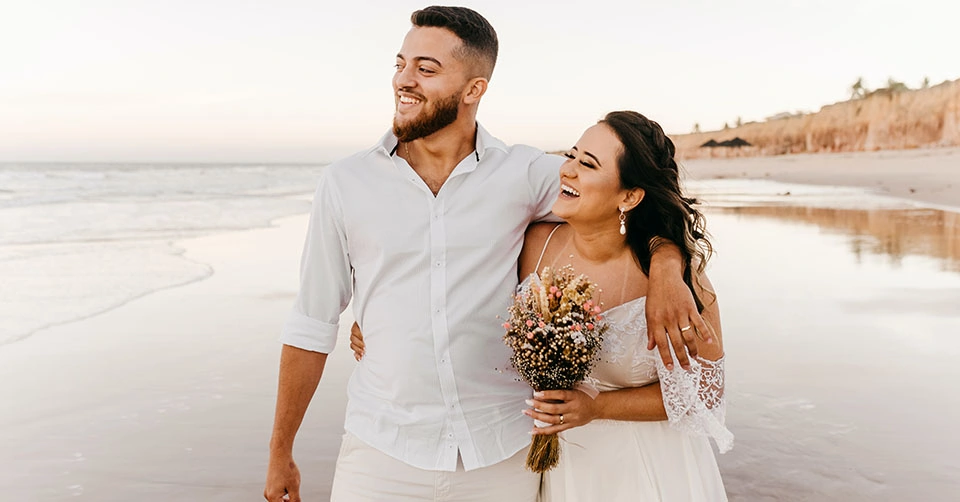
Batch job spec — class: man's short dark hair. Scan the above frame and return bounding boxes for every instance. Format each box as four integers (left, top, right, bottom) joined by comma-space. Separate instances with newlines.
411, 6, 499, 80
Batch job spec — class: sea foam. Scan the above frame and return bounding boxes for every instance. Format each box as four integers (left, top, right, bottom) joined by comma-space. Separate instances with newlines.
0, 163, 325, 344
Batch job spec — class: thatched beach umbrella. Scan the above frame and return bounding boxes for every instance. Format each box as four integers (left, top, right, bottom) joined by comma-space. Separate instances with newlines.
700, 139, 720, 148
719, 137, 751, 147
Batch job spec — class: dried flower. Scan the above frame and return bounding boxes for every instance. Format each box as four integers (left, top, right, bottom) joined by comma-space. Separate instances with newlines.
502, 264, 607, 472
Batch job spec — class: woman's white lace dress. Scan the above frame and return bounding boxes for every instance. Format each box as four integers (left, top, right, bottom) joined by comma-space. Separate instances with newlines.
539, 295, 732, 502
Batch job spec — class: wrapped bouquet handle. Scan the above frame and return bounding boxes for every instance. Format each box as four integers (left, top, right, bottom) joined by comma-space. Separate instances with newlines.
528, 417, 562, 472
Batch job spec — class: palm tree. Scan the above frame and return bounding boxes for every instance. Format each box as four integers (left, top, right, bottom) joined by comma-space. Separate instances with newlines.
850, 77, 866, 99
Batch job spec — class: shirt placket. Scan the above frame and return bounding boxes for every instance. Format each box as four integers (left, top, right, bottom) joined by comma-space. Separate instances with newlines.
428, 195, 469, 469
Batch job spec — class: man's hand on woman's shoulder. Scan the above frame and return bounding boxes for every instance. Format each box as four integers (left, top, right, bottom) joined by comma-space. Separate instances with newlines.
646, 244, 712, 371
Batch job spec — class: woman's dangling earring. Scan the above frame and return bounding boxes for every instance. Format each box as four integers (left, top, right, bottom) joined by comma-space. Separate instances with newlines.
619, 207, 627, 235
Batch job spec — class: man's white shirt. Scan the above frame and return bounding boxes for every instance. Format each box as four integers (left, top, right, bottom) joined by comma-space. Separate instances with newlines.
281, 124, 562, 471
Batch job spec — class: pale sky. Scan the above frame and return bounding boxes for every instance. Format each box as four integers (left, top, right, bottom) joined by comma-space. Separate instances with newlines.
1, 0, 957, 162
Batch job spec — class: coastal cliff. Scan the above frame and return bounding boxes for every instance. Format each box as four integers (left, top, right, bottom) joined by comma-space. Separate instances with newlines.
672, 78, 960, 160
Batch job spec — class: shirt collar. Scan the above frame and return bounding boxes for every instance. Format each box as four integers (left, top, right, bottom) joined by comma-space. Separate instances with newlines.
474, 122, 508, 161
367, 122, 508, 161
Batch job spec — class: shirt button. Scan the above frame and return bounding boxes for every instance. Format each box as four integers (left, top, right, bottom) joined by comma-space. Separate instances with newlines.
435, 308, 441, 313
435, 261, 442, 267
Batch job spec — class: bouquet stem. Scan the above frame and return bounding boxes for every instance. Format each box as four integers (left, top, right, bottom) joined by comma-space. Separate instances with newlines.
526, 433, 561, 473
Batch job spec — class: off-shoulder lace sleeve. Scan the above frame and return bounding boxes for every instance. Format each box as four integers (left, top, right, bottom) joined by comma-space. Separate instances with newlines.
656, 355, 734, 453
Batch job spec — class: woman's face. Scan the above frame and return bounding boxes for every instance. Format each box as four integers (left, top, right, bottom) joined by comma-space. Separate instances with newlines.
552, 124, 632, 227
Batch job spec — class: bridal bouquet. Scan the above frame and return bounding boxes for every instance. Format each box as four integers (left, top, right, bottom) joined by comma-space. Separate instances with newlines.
502, 264, 607, 472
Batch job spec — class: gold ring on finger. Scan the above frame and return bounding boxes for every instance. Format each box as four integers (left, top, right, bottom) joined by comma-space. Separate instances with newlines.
559, 414, 564, 425
680, 325, 692, 332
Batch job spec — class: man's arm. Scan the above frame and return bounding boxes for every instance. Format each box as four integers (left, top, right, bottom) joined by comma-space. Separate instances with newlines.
265, 170, 350, 501
646, 242, 712, 370
264, 346, 328, 502
528, 151, 564, 223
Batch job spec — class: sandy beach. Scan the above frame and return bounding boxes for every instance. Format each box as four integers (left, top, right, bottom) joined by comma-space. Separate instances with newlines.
0, 214, 351, 500
5, 2, 959, 499
682, 147, 960, 210
1, 150, 959, 501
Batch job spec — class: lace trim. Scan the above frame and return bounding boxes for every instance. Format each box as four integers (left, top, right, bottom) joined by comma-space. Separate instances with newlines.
657, 355, 733, 453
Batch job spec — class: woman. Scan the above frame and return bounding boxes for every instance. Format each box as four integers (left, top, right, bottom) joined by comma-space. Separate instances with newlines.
519, 110, 730, 501
352, 111, 731, 500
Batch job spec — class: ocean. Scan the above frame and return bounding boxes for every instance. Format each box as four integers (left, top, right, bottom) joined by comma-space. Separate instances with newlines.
0, 162, 326, 345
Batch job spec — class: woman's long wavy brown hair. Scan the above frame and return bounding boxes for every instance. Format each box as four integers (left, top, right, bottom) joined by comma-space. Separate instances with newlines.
600, 110, 714, 312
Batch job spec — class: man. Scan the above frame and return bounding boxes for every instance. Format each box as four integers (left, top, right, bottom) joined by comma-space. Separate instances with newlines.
264, 6, 707, 501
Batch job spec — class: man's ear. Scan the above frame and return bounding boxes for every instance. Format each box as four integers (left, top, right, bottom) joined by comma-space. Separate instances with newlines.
621, 188, 645, 212
463, 77, 488, 104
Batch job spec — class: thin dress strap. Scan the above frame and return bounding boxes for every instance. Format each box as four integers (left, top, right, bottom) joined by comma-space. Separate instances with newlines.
534, 224, 564, 274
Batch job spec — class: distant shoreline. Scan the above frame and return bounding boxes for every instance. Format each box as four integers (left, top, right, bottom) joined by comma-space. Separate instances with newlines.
681, 146, 960, 211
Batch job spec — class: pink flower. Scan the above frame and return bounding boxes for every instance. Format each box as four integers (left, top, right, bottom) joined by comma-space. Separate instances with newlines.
593, 306, 601, 314
502, 322, 511, 330
555, 291, 562, 298
526, 319, 534, 327
549, 286, 558, 294
525, 332, 534, 339
573, 324, 582, 331
586, 323, 595, 330
538, 321, 545, 328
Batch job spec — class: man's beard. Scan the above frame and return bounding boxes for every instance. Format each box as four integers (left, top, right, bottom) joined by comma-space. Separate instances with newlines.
393, 90, 461, 142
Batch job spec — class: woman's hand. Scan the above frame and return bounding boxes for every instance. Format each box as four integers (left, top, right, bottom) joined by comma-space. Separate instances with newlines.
349, 322, 365, 361
524, 390, 599, 435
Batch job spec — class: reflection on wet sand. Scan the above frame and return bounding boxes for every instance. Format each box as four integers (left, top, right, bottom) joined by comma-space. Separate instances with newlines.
700, 203, 960, 501
714, 205, 960, 272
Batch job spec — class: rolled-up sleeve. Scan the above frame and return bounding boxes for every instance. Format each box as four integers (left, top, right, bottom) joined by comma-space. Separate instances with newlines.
280, 170, 352, 354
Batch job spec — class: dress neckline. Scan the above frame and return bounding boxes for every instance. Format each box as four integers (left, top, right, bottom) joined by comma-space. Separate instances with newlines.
520, 272, 646, 316
601, 295, 647, 315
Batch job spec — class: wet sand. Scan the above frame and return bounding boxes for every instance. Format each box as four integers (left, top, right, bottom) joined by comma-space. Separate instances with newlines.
705, 206, 960, 501
682, 147, 960, 210
0, 215, 352, 500
2, 172, 959, 500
